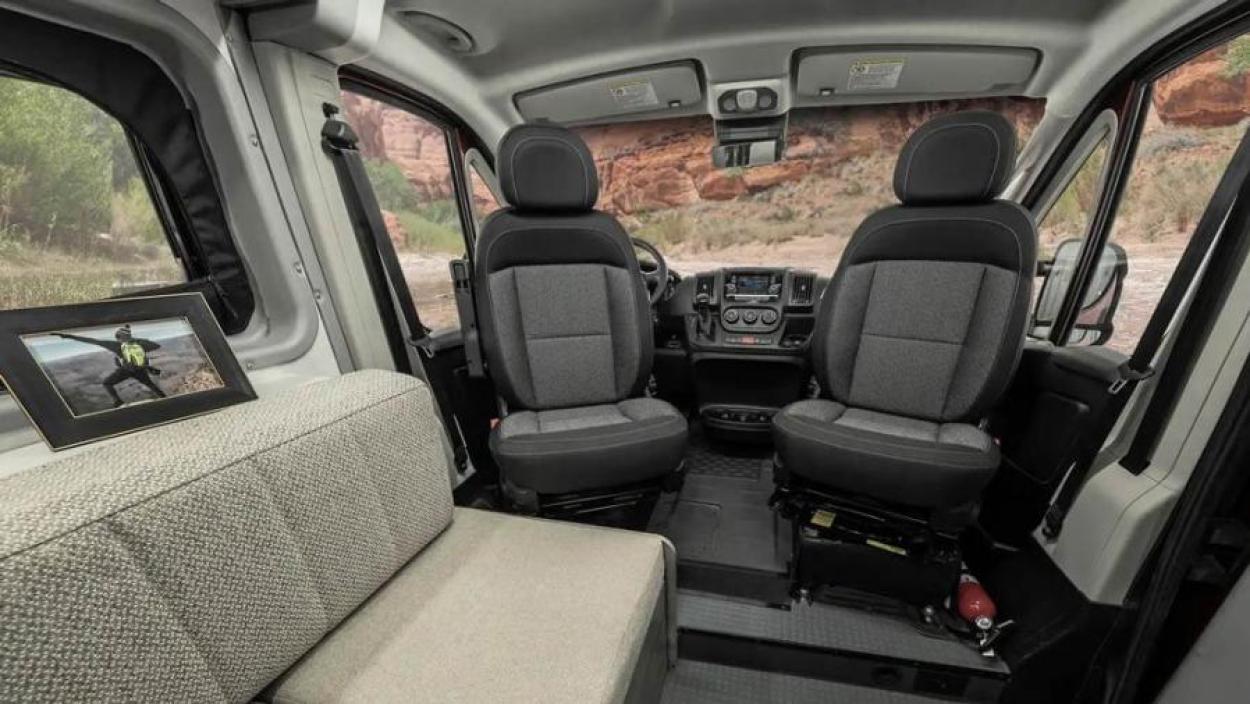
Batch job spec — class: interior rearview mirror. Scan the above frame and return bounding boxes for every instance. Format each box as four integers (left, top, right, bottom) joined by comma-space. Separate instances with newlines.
712, 115, 787, 168
1031, 239, 1128, 345
711, 139, 783, 168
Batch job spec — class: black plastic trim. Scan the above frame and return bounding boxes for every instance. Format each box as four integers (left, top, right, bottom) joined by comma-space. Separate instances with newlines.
679, 629, 1007, 702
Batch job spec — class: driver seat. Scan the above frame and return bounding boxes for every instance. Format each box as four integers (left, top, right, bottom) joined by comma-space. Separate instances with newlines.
476, 124, 687, 509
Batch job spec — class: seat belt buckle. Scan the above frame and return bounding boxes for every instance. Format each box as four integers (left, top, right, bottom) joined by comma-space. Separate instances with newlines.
1109, 363, 1154, 395
1041, 504, 1065, 540
408, 332, 437, 359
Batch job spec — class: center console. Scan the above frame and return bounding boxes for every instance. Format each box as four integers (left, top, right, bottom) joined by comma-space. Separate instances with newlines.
690, 268, 820, 351
682, 267, 826, 441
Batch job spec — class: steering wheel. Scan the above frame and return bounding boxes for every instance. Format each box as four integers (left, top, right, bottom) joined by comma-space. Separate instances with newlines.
632, 238, 669, 306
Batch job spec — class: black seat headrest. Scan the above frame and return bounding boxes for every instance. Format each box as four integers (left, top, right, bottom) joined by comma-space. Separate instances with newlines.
893, 110, 1017, 206
497, 124, 599, 212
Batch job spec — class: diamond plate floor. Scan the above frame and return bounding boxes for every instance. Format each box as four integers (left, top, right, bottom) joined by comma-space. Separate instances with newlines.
679, 592, 1010, 674
661, 661, 952, 704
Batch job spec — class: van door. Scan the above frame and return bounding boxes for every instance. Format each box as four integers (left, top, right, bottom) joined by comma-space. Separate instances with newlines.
986, 22, 1250, 545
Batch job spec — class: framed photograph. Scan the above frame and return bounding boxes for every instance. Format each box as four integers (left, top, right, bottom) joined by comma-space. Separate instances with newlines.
0, 293, 255, 450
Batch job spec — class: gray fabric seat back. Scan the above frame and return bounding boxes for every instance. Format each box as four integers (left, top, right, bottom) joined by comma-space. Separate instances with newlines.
813, 110, 1037, 423
475, 124, 653, 411
0, 371, 453, 704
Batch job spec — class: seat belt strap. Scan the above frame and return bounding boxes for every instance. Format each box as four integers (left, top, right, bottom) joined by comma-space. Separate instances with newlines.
321, 105, 469, 470
1041, 364, 1148, 539
321, 106, 434, 357
1042, 122, 1250, 539
450, 259, 486, 378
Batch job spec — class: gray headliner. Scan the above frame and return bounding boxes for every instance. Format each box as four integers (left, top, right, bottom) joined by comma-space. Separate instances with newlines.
395, 0, 1120, 82
365, 0, 1227, 153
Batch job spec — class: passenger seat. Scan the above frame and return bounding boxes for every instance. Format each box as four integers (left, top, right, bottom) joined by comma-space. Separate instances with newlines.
773, 110, 1036, 516
0, 371, 674, 703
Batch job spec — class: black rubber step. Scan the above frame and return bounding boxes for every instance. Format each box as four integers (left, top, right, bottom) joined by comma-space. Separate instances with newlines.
662, 660, 958, 703
678, 591, 1009, 703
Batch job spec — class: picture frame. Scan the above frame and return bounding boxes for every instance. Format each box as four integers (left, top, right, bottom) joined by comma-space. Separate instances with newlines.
0, 293, 255, 450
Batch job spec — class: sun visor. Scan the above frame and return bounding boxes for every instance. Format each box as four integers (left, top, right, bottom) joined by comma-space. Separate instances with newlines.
795, 47, 1039, 104
515, 62, 703, 124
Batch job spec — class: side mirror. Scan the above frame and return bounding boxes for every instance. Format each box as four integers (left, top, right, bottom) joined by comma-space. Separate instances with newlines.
1031, 239, 1128, 345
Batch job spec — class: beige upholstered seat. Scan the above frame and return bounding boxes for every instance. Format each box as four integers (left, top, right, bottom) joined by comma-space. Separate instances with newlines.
0, 370, 674, 704
269, 508, 672, 704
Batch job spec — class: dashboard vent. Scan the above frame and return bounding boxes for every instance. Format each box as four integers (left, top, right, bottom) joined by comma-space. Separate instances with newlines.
790, 273, 816, 305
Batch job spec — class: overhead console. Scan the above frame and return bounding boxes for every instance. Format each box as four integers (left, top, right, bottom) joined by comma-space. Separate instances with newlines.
793, 45, 1040, 106
514, 61, 704, 124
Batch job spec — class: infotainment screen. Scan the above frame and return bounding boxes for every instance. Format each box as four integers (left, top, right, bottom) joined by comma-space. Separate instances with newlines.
728, 272, 773, 295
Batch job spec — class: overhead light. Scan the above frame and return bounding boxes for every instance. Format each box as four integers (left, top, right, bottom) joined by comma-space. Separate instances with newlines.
397, 11, 476, 54
718, 87, 779, 114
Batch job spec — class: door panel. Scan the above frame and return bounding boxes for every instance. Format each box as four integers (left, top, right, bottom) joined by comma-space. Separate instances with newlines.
983, 343, 1129, 544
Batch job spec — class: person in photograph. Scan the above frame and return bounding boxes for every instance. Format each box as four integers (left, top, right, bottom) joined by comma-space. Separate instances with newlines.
52, 324, 167, 407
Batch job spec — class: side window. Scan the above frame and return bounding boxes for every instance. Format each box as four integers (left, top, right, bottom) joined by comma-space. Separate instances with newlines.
0, 77, 185, 311
1031, 137, 1111, 341
1096, 40, 1250, 353
339, 91, 468, 332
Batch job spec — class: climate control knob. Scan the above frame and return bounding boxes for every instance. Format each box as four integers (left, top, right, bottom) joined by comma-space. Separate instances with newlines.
723, 309, 740, 324
742, 310, 759, 324
762, 310, 779, 325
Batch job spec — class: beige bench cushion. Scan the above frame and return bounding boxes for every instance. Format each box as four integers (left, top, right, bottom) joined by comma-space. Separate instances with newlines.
268, 508, 674, 704
0, 371, 453, 704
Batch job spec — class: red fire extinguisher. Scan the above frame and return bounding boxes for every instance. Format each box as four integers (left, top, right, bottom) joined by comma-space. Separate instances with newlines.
957, 572, 997, 632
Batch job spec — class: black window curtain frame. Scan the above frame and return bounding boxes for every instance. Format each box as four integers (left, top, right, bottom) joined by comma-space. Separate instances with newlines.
0, 8, 254, 333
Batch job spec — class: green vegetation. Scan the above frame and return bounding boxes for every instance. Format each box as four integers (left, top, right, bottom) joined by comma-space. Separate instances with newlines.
364, 159, 423, 213
1225, 36, 1250, 77
395, 210, 463, 254
364, 158, 464, 255
1043, 141, 1108, 243
0, 77, 182, 311
0, 258, 182, 310
1126, 160, 1216, 243
0, 79, 114, 248
633, 212, 692, 248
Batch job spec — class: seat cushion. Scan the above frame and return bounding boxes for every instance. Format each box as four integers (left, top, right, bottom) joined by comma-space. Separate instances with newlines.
267, 508, 675, 704
773, 400, 1000, 508
492, 398, 687, 494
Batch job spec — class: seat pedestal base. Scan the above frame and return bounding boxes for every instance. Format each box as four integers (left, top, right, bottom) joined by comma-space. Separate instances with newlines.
778, 490, 962, 608
503, 465, 686, 520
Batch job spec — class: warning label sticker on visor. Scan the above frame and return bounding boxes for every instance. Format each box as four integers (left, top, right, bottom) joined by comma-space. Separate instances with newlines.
609, 80, 660, 108
847, 59, 905, 91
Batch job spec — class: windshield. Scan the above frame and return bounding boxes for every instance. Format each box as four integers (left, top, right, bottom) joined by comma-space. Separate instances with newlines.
573, 97, 1043, 275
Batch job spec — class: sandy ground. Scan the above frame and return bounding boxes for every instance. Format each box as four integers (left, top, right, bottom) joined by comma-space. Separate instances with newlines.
39, 335, 223, 416
400, 234, 1183, 355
